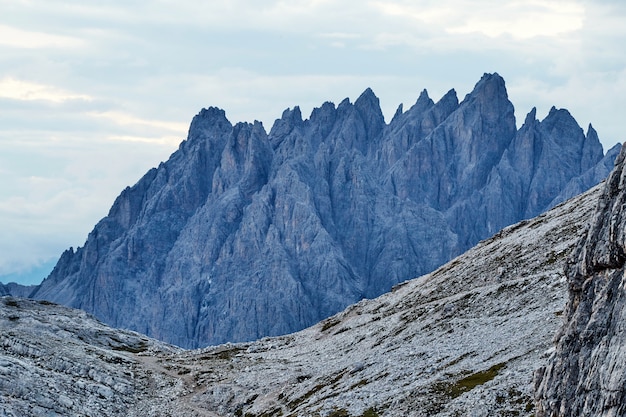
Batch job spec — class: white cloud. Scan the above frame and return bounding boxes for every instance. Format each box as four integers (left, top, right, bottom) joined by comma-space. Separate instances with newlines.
107, 134, 184, 146
447, 1, 585, 39
0, 24, 85, 48
87, 111, 188, 134
370, 2, 454, 25
372, 0, 585, 40
0, 78, 93, 103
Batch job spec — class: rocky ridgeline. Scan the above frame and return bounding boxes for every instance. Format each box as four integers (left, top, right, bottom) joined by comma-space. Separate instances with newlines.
535, 146, 626, 416
18, 73, 621, 348
0, 183, 605, 416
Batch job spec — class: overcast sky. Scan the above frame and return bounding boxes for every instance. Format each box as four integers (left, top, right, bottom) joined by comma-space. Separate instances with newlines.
1, 0, 625, 285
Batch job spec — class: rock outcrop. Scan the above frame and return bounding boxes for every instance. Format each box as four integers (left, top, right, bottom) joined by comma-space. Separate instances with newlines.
25, 73, 620, 348
0, 297, 180, 416
535, 145, 626, 416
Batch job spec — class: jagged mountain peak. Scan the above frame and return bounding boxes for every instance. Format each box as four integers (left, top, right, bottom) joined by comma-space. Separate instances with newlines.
355, 86, 378, 104
587, 122, 596, 132
524, 107, 538, 126
269, 106, 304, 148
586, 123, 599, 141
406, 88, 436, 116
462, 74, 510, 121
337, 96, 352, 111
439, 87, 458, 102
391, 103, 403, 123
272, 106, 303, 129
24, 73, 620, 348
309, 100, 336, 121
544, 106, 577, 125
187, 106, 231, 137
416, 87, 430, 102
462, 72, 508, 104
354, 87, 382, 117
387, 88, 438, 126
354, 87, 385, 144
481, 71, 504, 82
194, 105, 228, 121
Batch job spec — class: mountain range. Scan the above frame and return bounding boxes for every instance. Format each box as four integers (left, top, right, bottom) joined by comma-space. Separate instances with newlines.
3, 72, 621, 348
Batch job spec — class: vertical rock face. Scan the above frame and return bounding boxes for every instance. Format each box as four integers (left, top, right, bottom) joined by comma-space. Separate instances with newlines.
535, 146, 626, 417
28, 73, 620, 348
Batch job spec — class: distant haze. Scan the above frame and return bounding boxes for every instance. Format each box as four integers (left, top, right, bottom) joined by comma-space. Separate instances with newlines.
1, 0, 625, 285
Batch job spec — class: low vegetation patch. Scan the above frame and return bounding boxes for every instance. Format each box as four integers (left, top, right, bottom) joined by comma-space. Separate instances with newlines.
432, 362, 506, 400
327, 408, 350, 417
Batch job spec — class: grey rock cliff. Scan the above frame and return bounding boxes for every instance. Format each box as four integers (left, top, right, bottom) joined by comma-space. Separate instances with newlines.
28, 73, 620, 348
535, 145, 626, 417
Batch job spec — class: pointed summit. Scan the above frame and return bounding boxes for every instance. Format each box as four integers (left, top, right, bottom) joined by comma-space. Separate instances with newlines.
409, 89, 435, 114
435, 89, 459, 116
524, 107, 538, 126
582, 123, 604, 172
354, 87, 385, 139
391, 103, 403, 123
270, 106, 303, 133
354, 87, 380, 114
586, 123, 598, 141
337, 97, 352, 112
457, 73, 514, 135
416, 89, 430, 104
459, 74, 512, 129
541, 107, 580, 136
548, 106, 558, 116
186, 106, 232, 145
466, 72, 507, 101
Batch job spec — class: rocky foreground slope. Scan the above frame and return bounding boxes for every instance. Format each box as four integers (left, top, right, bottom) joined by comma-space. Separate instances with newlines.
17, 73, 619, 348
1, 182, 604, 416
535, 146, 626, 416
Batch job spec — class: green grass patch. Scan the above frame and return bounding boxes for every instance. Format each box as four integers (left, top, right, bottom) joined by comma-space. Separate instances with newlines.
361, 408, 380, 417
432, 362, 506, 400
327, 409, 349, 417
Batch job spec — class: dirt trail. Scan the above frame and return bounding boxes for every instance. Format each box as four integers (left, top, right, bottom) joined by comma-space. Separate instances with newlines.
132, 352, 222, 417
